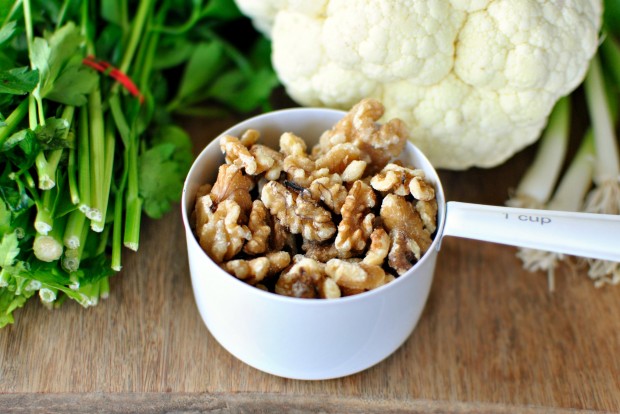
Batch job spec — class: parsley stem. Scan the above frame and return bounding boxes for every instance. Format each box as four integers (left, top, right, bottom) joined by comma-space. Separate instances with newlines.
55, 0, 72, 29
87, 85, 106, 225
21, 0, 33, 52
36, 106, 75, 190
134, 5, 164, 92
34, 186, 54, 235
1, 0, 22, 27
117, 0, 154, 75
111, 191, 124, 271
77, 279, 100, 307
99, 277, 110, 299
62, 221, 88, 273
123, 132, 142, 251
80, 0, 104, 224
68, 142, 79, 205
91, 118, 115, 232
63, 209, 86, 249
77, 107, 92, 215
27, 95, 36, 129
0, 99, 28, 147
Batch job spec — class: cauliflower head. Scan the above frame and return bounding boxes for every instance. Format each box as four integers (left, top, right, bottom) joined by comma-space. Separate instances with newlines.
234, 0, 602, 169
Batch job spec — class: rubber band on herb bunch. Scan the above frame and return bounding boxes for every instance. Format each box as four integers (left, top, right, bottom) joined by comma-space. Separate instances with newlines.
82, 56, 144, 103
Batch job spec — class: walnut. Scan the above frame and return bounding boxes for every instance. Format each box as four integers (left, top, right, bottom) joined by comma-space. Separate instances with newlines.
319, 277, 341, 299
240, 129, 260, 147
314, 99, 407, 172
249, 144, 284, 180
282, 153, 318, 187
270, 219, 298, 253
280, 132, 308, 157
243, 200, 271, 255
409, 174, 435, 201
223, 251, 291, 285
362, 227, 391, 266
261, 181, 336, 242
341, 160, 367, 182
210, 164, 254, 216
416, 199, 438, 234
314, 143, 370, 175
275, 256, 339, 298
196, 183, 212, 199
302, 239, 353, 263
370, 163, 424, 196
220, 135, 257, 174
334, 180, 376, 252
308, 174, 348, 212
195, 198, 251, 263
387, 230, 418, 275
325, 259, 393, 294
380, 194, 433, 274
190, 184, 213, 229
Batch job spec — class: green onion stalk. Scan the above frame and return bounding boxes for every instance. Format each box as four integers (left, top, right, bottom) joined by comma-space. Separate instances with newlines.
506, 97, 570, 209
582, 49, 620, 287
515, 131, 595, 291
584, 55, 620, 215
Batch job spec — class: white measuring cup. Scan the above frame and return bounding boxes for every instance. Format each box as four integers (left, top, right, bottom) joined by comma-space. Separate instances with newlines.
182, 108, 620, 380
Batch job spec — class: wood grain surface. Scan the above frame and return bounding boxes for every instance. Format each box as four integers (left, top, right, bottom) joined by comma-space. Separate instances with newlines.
1, 109, 619, 413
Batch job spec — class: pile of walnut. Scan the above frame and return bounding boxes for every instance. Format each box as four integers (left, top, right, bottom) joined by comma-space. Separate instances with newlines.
192, 99, 438, 299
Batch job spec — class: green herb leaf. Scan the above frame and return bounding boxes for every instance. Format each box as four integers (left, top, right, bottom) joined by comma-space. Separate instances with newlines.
0, 20, 16, 45
138, 126, 193, 219
31, 22, 98, 105
0, 199, 10, 234
0, 67, 39, 95
175, 41, 227, 102
45, 62, 99, 106
0, 182, 34, 214
151, 38, 195, 70
0, 232, 19, 267
1, 128, 40, 171
0, 288, 30, 328
201, 0, 242, 20
34, 117, 71, 148
210, 67, 278, 112
604, 0, 620, 37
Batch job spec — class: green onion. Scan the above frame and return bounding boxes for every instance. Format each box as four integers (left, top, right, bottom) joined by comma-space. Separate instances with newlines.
506, 97, 570, 209
583, 55, 620, 215
516, 131, 595, 291
581, 52, 620, 287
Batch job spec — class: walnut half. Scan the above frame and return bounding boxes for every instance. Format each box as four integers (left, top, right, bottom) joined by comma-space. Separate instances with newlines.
334, 180, 376, 252
261, 181, 336, 242
380, 194, 433, 275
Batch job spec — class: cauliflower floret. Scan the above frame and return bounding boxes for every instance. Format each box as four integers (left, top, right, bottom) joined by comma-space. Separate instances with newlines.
234, 0, 602, 169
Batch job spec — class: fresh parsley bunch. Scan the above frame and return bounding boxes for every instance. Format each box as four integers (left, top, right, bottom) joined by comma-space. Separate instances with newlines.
0, 0, 278, 327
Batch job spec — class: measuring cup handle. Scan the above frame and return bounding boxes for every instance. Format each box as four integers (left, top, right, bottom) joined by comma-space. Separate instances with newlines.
443, 201, 620, 261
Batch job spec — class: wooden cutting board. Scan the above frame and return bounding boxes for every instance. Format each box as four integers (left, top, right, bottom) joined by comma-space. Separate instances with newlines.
1, 112, 619, 414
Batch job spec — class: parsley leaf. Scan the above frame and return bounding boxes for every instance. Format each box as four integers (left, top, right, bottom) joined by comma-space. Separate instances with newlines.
30, 22, 98, 106
0, 20, 15, 45
0, 67, 39, 95
34, 117, 71, 149
0, 231, 19, 268
138, 125, 192, 219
